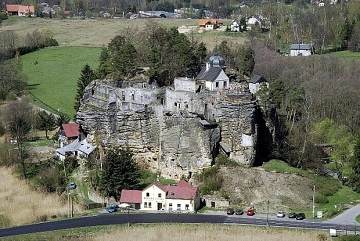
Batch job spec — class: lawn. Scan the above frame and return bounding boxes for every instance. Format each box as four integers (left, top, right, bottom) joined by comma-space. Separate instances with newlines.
21, 46, 101, 118
330, 50, 360, 62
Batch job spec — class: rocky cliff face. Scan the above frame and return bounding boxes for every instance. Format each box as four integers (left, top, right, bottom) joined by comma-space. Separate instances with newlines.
76, 78, 258, 179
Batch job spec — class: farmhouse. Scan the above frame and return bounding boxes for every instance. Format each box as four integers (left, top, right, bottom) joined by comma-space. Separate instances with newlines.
290, 43, 312, 56
230, 19, 240, 32
6, 4, 34, 16
120, 180, 201, 212
58, 123, 80, 147
198, 19, 219, 30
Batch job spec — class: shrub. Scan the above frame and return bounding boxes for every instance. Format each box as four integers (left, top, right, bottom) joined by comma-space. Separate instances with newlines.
317, 233, 328, 241
36, 215, 48, 222
315, 194, 329, 204
215, 154, 238, 167
324, 208, 339, 218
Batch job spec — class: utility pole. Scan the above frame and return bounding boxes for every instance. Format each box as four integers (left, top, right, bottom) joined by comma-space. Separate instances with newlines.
312, 184, 316, 219
267, 200, 269, 226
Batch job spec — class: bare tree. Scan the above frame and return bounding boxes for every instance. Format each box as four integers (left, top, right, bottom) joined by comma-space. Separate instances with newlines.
4, 99, 33, 178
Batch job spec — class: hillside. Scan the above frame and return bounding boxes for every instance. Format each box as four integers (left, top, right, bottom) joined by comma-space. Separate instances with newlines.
219, 166, 312, 213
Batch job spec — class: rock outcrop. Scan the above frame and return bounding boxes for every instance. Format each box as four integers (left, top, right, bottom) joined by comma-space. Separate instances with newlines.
77, 77, 258, 179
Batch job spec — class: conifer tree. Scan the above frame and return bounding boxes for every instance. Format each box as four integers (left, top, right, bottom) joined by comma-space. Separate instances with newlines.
99, 148, 140, 201
74, 64, 96, 112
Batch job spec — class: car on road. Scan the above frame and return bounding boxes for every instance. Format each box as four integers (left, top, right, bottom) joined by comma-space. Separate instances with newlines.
288, 212, 297, 218
106, 204, 118, 213
235, 209, 244, 215
227, 208, 235, 215
296, 213, 306, 220
247, 209, 255, 216
277, 211, 285, 218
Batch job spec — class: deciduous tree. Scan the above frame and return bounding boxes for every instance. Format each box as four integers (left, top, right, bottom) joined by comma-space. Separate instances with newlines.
4, 99, 33, 178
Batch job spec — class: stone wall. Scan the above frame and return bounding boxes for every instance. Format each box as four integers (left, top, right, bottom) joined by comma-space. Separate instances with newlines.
77, 79, 258, 179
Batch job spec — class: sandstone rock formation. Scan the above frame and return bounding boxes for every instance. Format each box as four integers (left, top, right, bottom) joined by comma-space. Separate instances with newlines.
77, 77, 258, 179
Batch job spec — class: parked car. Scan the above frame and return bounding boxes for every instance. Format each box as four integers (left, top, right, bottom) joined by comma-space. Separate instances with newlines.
277, 211, 286, 218
235, 209, 244, 215
106, 204, 118, 213
247, 209, 255, 216
296, 213, 306, 220
288, 212, 297, 218
227, 208, 235, 215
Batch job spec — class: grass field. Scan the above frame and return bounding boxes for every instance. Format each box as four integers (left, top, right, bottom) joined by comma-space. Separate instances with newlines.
0, 17, 239, 50
21, 46, 101, 117
0, 223, 327, 241
0, 167, 73, 227
330, 50, 360, 62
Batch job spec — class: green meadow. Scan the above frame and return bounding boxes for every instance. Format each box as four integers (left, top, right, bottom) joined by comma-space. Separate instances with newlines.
330, 50, 360, 62
21, 46, 101, 118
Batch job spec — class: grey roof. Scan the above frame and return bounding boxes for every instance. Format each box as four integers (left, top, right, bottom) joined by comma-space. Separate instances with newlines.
249, 74, 267, 84
57, 138, 95, 156
196, 67, 222, 82
209, 54, 226, 68
290, 44, 311, 50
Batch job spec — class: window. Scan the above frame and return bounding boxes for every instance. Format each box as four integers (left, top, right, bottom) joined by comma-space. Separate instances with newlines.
158, 193, 162, 198
216, 82, 219, 88
185, 204, 189, 210
169, 203, 173, 211
149, 202, 152, 208
224, 81, 227, 88
144, 202, 147, 208
177, 204, 181, 210
146, 192, 149, 197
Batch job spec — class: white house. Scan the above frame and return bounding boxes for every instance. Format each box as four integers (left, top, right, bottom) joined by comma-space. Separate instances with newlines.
230, 19, 240, 32
249, 74, 269, 94
246, 16, 261, 30
196, 54, 230, 91
290, 44, 312, 56
120, 180, 201, 212
141, 183, 167, 210
56, 138, 96, 161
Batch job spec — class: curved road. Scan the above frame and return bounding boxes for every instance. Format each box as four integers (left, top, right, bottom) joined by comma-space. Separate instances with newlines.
1, 206, 360, 238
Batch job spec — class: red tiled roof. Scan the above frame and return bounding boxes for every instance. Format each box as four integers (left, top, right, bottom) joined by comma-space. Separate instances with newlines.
165, 185, 198, 200
6, 5, 20, 12
120, 189, 142, 204
18, 5, 35, 14
143, 182, 167, 192
61, 123, 79, 138
6, 5, 34, 13
176, 180, 193, 188
198, 19, 218, 26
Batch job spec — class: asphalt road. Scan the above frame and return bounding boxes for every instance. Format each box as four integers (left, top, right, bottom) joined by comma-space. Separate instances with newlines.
1, 208, 360, 238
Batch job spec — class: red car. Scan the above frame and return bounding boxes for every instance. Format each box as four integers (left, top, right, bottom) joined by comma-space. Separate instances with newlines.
247, 209, 255, 216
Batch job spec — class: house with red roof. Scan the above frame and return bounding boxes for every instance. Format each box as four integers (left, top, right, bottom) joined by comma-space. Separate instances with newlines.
198, 19, 219, 30
58, 123, 80, 147
119, 190, 142, 209
56, 123, 96, 161
120, 180, 200, 212
6, 5, 35, 16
